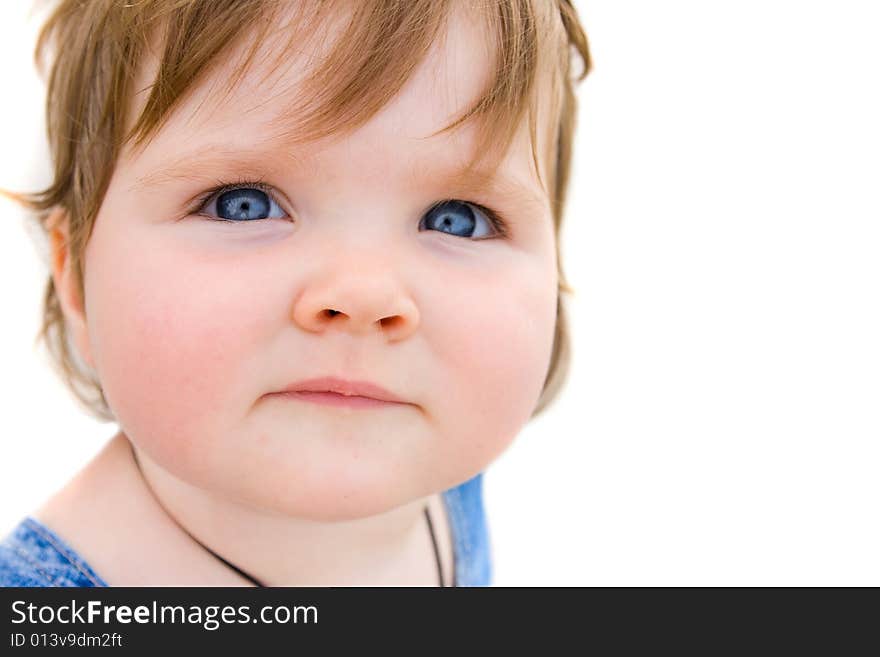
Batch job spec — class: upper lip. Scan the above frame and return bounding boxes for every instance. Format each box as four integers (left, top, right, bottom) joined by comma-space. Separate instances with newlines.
274, 377, 409, 404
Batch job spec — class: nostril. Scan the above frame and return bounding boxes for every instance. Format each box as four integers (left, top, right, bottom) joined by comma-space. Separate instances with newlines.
325, 309, 341, 317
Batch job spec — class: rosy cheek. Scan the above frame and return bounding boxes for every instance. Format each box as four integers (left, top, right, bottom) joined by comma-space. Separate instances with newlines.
87, 244, 249, 457
431, 268, 556, 464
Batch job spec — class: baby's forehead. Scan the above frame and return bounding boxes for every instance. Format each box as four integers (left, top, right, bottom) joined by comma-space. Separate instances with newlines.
127, 2, 496, 150
121, 1, 556, 199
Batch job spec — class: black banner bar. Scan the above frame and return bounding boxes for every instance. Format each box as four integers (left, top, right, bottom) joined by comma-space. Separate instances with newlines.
1, 587, 875, 651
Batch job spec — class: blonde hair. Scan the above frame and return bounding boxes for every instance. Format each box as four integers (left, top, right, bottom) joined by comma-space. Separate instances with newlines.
1, 0, 591, 422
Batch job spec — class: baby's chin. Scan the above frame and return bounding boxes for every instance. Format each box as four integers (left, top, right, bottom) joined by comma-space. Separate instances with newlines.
201, 482, 435, 526
226, 487, 428, 523
157, 443, 441, 523
125, 414, 478, 521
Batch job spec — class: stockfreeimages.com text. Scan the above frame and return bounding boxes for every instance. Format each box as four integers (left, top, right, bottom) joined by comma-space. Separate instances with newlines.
11, 599, 317, 631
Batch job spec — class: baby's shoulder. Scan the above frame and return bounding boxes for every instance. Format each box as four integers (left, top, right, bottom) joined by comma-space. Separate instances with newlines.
0, 517, 106, 587
0, 518, 57, 586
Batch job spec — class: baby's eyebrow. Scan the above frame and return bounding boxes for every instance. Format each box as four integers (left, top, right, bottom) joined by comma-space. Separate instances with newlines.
129, 144, 549, 213
129, 144, 309, 192
407, 161, 550, 214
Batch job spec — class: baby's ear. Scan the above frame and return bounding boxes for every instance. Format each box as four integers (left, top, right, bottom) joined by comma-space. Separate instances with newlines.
46, 206, 95, 370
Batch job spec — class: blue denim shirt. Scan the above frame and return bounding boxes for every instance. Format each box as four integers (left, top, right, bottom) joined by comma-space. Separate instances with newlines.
0, 472, 491, 587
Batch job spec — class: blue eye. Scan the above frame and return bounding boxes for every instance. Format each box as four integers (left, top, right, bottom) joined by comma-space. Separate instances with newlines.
419, 200, 501, 240
195, 181, 287, 222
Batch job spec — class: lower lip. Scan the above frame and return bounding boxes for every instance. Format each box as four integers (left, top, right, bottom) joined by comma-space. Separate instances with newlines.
270, 391, 403, 408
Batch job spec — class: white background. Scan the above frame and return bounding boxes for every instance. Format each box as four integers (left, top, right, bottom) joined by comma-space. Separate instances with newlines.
2, 1, 878, 586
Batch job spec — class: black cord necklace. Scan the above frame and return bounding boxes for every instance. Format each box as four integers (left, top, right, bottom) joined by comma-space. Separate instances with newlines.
130, 445, 452, 586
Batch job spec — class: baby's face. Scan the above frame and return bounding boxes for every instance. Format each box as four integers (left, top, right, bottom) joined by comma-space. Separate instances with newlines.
76, 4, 558, 519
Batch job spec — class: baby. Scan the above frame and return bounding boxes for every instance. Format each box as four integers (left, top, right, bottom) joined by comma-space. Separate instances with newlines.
0, 0, 590, 587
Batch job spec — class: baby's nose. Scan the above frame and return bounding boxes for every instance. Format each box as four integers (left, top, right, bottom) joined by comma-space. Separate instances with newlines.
292, 274, 419, 340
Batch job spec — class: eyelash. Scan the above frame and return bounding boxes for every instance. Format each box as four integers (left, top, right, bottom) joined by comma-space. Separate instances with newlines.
190, 177, 510, 239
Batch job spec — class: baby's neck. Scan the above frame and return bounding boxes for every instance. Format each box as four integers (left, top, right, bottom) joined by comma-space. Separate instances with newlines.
34, 431, 453, 586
